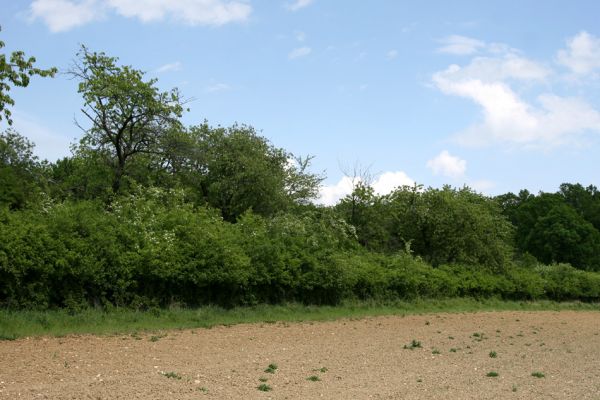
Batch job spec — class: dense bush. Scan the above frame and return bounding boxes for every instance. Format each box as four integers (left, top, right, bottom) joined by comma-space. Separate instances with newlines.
1, 188, 599, 310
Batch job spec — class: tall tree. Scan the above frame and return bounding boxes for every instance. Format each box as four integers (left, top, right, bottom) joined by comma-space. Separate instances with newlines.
70, 46, 185, 193
0, 26, 57, 125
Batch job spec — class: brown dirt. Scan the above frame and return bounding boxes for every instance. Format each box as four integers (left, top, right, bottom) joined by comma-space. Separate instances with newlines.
1, 311, 599, 399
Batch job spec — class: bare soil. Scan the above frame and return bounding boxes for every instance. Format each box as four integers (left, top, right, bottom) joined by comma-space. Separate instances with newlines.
1, 311, 599, 399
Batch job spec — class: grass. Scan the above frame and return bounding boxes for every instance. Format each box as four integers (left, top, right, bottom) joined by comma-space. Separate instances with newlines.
486, 371, 499, 377
264, 363, 278, 373
531, 371, 545, 378
404, 339, 422, 349
257, 383, 272, 392
161, 371, 182, 380
0, 299, 598, 340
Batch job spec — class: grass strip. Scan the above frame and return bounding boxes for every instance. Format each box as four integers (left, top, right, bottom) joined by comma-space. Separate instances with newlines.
1, 298, 598, 340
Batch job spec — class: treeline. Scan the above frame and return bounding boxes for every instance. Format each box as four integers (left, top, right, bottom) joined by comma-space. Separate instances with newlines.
1, 46, 600, 310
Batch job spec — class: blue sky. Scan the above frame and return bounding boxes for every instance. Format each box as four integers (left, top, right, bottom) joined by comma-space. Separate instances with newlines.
2, 0, 600, 204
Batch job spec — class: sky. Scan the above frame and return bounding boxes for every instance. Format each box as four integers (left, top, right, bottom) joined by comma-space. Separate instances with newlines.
2, 0, 600, 205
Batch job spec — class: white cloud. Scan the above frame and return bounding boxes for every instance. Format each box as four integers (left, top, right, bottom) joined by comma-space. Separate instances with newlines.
317, 176, 356, 206
204, 82, 231, 93
317, 171, 414, 206
371, 171, 414, 195
432, 36, 600, 148
426, 150, 466, 179
154, 61, 182, 73
29, 0, 102, 33
29, 0, 251, 31
433, 64, 600, 147
286, 0, 314, 11
386, 49, 398, 60
107, 0, 251, 25
437, 35, 485, 55
435, 55, 550, 84
557, 31, 600, 76
288, 46, 311, 59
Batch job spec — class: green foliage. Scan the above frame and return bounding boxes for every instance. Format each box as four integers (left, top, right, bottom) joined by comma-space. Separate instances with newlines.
385, 186, 514, 271
71, 45, 185, 193
189, 123, 322, 221
257, 383, 272, 391
0, 129, 45, 209
498, 190, 600, 271
0, 27, 57, 125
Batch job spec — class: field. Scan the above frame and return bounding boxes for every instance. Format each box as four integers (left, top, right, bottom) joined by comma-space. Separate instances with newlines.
1, 310, 599, 399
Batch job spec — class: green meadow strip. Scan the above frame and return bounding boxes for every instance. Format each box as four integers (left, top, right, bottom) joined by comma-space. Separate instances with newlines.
0, 299, 598, 340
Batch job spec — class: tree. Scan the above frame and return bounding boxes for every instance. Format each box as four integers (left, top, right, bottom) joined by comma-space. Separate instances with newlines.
186, 123, 323, 221
0, 129, 44, 208
70, 46, 186, 193
559, 183, 600, 231
524, 203, 600, 271
385, 186, 514, 271
0, 26, 57, 125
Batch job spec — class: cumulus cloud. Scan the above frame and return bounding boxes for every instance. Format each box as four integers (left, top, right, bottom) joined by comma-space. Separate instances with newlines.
29, 0, 251, 31
286, 0, 314, 11
437, 35, 485, 55
317, 171, 414, 206
371, 171, 414, 195
557, 31, 600, 76
29, 0, 101, 32
426, 150, 466, 179
288, 46, 311, 59
432, 36, 600, 148
433, 64, 600, 147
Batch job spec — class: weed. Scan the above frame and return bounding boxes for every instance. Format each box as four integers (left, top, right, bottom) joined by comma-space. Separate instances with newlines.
307, 375, 321, 382
432, 348, 440, 354
486, 371, 499, 377
417, 378, 423, 382
257, 383, 272, 392
259, 377, 268, 382
512, 384, 517, 392
161, 371, 182, 380
198, 387, 208, 393
404, 339, 422, 349
312, 367, 328, 373
449, 348, 457, 352
489, 351, 497, 358
448, 336, 454, 340
264, 363, 278, 374
531, 372, 545, 378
